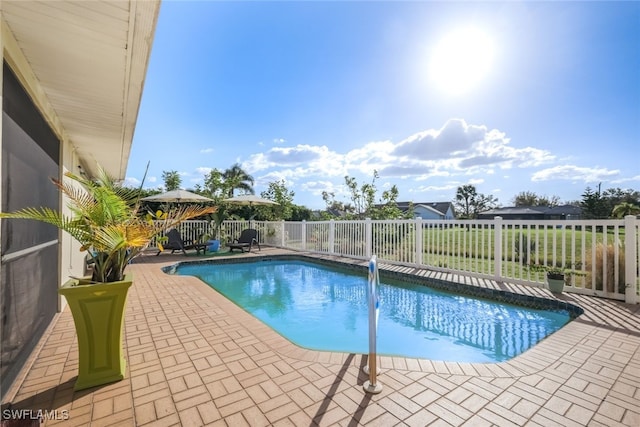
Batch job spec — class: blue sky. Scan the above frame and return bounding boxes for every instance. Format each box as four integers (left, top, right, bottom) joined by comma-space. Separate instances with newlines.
126, 1, 640, 210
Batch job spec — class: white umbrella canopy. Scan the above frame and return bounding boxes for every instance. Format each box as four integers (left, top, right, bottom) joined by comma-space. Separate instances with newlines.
222, 194, 279, 206
141, 189, 214, 203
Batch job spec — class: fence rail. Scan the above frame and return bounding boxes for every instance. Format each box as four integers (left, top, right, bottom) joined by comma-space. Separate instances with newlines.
156, 216, 639, 303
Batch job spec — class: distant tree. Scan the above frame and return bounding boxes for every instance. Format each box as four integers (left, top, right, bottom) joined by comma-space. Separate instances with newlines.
602, 187, 640, 216
122, 186, 161, 200
343, 170, 409, 220
199, 168, 228, 203
259, 180, 295, 220
512, 191, 560, 207
223, 163, 254, 197
454, 184, 498, 219
455, 184, 478, 219
581, 186, 609, 219
537, 195, 561, 207
320, 171, 407, 220
512, 191, 537, 207
473, 193, 499, 217
611, 202, 640, 218
321, 191, 353, 219
290, 205, 312, 221
345, 171, 378, 219
371, 185, 408, 220
162, 170, 181, 191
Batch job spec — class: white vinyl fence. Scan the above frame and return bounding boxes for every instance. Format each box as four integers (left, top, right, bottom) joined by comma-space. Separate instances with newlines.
156, 216, 639, 303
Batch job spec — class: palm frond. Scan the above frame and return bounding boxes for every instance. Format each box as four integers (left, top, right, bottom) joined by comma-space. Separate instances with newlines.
1, 164, 219, 283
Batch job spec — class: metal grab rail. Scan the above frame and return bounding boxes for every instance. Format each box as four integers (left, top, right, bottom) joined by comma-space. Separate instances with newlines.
363, 255, 382, 394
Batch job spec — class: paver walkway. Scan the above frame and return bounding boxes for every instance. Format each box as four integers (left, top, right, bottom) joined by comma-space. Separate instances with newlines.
2, 247, 639, 426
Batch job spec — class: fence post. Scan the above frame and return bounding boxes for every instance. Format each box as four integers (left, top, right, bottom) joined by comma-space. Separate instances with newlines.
301, 220, 307, 251
415, 217, 423, 267
365, 218, 372, 259
494, 216, 503, 281
329, 220, 335, 254
280, 220, 285, 247
624, 215, 638, 304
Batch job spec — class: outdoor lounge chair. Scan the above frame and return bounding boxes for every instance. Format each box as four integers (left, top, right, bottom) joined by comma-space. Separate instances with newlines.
228, 229, 260, 253
156, 229, 207, 256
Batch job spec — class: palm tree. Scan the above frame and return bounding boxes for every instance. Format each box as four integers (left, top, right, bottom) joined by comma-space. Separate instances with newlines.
223, 163, 255, 197
612, 201, 640, 218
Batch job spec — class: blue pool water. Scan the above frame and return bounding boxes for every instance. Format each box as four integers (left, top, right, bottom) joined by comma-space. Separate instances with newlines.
173, 259, 571, 362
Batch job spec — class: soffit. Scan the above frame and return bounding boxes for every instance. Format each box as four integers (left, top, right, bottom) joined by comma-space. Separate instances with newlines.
2, 0, 160, 180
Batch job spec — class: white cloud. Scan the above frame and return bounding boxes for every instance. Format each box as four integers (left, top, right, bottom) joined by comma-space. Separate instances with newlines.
392, 119, 486, 160
246, 145, 346, 177
273, 138, 286, 144
531, 165, 620, 182
200, 148, 214, 153
333, 119, 553, 180
123, 177, 140, 187
611, 175, 640, 184
256, 171, 294, 187
239, 119, 585, 203
410, 183, 460, 193
195, 167, 213, 175
302, 180, 350, 197
124, 176, 160, 189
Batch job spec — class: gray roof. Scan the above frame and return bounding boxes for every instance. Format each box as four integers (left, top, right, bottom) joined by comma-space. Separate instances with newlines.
480, 205, 582, 216
480, 206, 547, 215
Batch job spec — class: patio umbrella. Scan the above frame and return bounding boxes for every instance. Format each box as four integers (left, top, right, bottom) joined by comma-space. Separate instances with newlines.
222, 194, 279, 206
141, 189, 214, 203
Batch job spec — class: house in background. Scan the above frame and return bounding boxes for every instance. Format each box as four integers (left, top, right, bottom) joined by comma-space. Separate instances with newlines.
1, 1, 160, 400
545, 205, 583, 220
477, 205, 583, 220
396, 201, 457, 220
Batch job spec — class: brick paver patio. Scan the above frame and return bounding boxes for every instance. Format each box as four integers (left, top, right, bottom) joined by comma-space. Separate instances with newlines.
2, 247, 639, 426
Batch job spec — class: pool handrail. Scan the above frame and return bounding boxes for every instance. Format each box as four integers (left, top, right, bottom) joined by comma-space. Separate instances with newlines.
364, 254, 383, 394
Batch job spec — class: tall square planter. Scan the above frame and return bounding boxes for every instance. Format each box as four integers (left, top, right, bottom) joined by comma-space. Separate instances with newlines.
58, 275, 133, 391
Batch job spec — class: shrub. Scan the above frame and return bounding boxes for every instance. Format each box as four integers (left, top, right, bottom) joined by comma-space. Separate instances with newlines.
585, 242, 626, 293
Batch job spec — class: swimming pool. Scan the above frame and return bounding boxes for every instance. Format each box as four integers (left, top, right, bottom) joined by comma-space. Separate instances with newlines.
170, 257, 578, 363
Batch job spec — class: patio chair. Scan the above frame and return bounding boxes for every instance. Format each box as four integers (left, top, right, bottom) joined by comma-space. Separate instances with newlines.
228, 229, 260, 253
156, 229, 207, 256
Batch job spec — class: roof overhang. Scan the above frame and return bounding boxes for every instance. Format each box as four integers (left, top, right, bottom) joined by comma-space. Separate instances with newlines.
1, 0, 160, 180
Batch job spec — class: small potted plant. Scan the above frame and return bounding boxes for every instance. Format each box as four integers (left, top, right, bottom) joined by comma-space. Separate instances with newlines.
545, 266, 567, 293
528, 263, 583, 293
0, 166, 216, 390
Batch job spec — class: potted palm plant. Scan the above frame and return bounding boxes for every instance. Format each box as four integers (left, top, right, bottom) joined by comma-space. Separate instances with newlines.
207, 206, 229, 252
0, 167, 216, 390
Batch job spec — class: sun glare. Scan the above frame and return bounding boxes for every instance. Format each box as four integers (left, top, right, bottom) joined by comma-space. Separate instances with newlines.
429, 27, 494, 96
